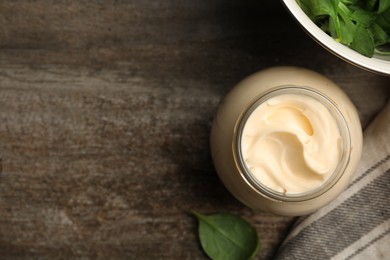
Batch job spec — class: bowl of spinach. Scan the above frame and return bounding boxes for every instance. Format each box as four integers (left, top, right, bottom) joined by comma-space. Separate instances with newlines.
282, 0, 390, 75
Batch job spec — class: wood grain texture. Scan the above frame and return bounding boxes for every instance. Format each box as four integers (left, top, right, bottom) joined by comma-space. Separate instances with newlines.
0, 1, 389, 259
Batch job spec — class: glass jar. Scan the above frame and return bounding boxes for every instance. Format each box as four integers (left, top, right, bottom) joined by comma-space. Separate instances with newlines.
210, 67, 363, 216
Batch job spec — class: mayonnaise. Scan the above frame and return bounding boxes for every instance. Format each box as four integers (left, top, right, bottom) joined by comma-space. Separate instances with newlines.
241, 94, 341, 194
210, 67, 362, 216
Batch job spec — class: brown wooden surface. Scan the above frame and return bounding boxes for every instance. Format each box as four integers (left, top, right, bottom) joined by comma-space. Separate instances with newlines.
0, 1, 389, 259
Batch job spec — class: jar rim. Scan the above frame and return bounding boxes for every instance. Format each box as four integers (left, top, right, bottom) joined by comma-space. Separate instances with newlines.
233, 85, 352, 202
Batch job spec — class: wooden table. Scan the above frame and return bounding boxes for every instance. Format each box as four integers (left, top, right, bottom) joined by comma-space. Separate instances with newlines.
0, 1, 389, 259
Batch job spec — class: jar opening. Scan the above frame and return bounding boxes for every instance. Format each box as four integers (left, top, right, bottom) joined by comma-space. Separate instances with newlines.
234, 86, 351, 202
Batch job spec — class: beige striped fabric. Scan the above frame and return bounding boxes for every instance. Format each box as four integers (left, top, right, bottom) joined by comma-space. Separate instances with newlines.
275, 101, 390, 260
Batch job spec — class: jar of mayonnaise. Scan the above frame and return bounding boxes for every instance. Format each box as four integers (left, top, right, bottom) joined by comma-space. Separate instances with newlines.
210, 67, 362, 216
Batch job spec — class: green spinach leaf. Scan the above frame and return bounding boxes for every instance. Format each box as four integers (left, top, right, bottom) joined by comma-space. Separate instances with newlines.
193, 211, 260, 260
378, 0, 390, 13
377, 7, 390, 31
351, 23, 375, 56
369, 22, 390, 46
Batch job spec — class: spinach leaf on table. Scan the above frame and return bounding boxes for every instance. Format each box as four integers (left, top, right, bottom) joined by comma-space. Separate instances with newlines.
193, 211, 260, 260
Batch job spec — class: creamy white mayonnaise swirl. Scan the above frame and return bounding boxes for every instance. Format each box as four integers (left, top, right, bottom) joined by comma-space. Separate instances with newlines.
241, 93, 342, 194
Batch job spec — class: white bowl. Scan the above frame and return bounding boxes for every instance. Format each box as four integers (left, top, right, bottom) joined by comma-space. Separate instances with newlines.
282, 0, 390, 76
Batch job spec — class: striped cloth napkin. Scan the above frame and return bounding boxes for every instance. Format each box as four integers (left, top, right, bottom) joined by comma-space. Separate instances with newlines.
275, 101, 390, 260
